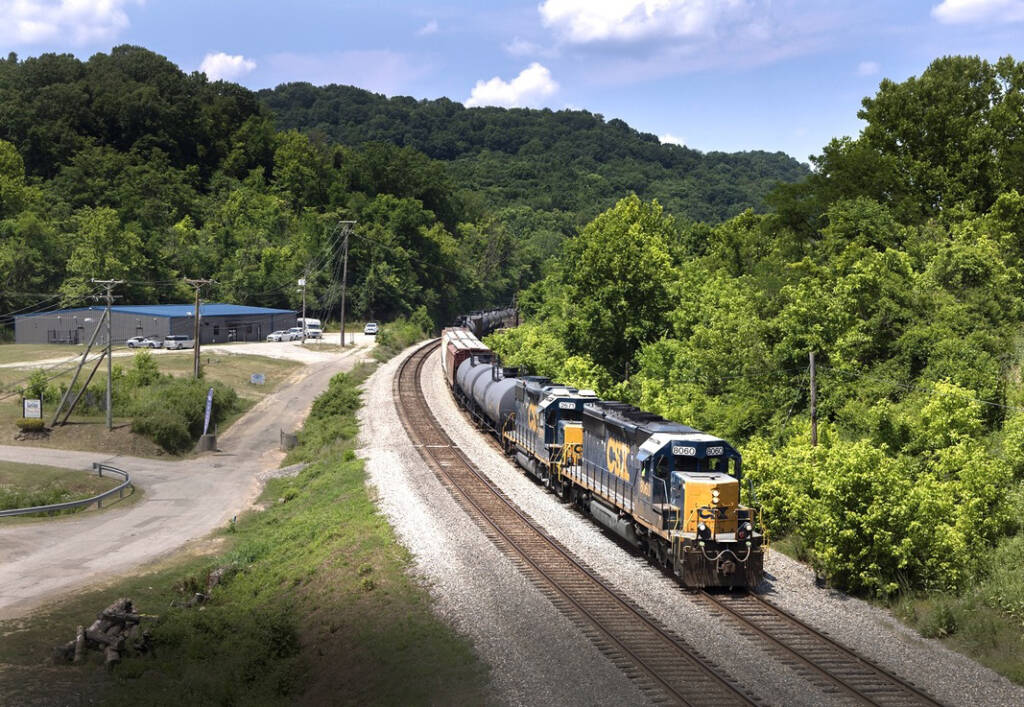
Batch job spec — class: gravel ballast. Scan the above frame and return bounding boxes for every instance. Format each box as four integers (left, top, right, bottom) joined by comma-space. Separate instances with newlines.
359, 346, 649, 706
362, 344, 1024, 706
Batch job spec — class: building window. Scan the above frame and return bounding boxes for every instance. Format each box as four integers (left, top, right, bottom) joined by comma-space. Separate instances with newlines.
213, 325, 220, 336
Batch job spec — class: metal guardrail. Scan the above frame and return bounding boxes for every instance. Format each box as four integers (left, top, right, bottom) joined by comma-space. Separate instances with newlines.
0, 462, 133, 518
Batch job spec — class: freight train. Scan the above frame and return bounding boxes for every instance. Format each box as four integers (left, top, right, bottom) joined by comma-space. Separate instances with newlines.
440, 326, 764, 588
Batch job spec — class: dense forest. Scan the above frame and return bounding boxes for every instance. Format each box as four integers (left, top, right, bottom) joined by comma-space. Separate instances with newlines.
489, 55, 1024, 619
260, 82, 808, 224
0, 45, 805, 335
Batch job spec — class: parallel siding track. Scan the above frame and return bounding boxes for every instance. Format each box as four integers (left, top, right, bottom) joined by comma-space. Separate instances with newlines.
396, 340, 755, 706
396, 339, 946, 707
693, 591, 944, 707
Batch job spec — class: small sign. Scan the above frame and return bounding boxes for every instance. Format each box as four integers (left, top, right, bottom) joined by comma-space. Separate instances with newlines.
250, 373, 266, 385
202, 387, 214, 436
23, 399, 42, 419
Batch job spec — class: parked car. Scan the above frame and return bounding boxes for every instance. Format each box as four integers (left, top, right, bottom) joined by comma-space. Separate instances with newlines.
285, 327, 304, 341
141, 336, 163, 348
163, 334, 194, 350
126, 336, 146, 348
363, 322, 379, 335
266, 330, 287, 342
305, 326, 323, 339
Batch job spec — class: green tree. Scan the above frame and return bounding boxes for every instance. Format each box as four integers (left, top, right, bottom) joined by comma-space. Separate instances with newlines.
563, 195, 677, 376
60, 206, 149, 303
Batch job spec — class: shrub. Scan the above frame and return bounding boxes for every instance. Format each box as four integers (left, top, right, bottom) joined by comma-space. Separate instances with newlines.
373, 309, 434, 360
22, 369, 49, 400
15, 418, 45, 431
130, 378, 241, 453
125, 350, 163, 388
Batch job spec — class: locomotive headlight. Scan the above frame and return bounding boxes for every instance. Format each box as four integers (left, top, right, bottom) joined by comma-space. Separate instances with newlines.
697, 522, 711, 541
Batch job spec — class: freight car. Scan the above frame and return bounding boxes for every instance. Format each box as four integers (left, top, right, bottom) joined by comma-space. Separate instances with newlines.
439, 327, 764, 589
457, 306, 518, 338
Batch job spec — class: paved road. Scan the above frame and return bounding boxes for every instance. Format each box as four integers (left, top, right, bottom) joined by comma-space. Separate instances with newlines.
0, 340, 372, 620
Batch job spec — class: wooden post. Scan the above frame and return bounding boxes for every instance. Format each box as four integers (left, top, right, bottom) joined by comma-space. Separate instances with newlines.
810, 351, 817, 447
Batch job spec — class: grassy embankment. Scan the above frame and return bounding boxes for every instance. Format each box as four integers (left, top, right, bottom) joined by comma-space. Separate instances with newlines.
0, 346, 300, 457
0, 461, 118, 512
0, 355, 488, 705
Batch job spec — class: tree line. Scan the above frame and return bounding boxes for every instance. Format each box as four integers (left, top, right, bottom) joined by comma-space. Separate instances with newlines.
0, 45, 806, 334
488, 55, 1024, 601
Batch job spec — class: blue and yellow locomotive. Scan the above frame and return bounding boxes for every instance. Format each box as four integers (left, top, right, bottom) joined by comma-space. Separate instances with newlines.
441, 327, 764, 589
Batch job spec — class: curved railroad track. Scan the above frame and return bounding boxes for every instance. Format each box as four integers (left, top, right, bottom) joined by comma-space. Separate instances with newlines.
693, 591, 944, 707
395, 339, 757, 706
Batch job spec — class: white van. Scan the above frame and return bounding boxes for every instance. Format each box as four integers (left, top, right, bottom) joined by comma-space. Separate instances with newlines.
164, 334, 195, 350
297, 317, 323, 339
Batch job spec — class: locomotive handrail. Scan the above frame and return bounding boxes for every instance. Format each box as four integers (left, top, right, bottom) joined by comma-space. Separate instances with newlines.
0, 462, 132, 518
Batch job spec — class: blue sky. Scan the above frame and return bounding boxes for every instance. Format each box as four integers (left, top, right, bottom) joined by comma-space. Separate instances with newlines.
1, 1, 1023, 163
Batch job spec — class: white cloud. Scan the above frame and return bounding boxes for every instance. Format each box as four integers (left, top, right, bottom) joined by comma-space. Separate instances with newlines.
465, 63, 559, 108
200, 53, 257, 81
932, 0, 1024, 23
857, 60, 880, 76
539, 0, 749, 43
417, 19, 438, 36
264, 51, 433, 95
0, 0, 141, 45
503, 36, 560, 59
505, 37, 540, 56
659, 133, 686, 146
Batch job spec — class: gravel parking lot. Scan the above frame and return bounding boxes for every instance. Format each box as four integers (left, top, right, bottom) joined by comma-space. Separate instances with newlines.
361, 344, 1024, 706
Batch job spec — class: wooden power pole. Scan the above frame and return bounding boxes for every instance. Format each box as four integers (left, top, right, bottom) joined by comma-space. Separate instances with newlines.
185, 279, 213, 379
90, 279, 123, 430
337, 221, 355, 348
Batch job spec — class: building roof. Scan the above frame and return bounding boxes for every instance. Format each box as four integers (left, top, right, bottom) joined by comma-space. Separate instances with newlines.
16, 304, 296, 319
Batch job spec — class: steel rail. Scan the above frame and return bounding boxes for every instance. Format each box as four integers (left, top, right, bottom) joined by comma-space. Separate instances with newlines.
0, 463, 132, 518
396, 339, 757, 706
695, 591, 945, 707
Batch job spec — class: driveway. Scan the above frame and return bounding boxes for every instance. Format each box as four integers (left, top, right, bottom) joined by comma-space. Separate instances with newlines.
0, 339, 372, 620
0, 332, 376, 369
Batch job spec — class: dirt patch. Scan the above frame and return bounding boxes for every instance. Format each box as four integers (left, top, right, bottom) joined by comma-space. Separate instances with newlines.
5, 421, 166, 458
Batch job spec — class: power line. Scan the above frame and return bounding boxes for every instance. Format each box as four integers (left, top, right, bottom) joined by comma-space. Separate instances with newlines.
819, 365, 1023, 414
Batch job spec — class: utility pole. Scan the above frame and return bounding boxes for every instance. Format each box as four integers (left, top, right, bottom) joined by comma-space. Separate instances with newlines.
809, 351, 817, 447
90, 279, 123, 430
185, 279, 213, 379
337, 221, 355, 348
299, 275, 307, 342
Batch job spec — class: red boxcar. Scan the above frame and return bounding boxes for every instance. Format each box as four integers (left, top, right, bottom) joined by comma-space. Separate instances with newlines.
440, 327, 490, 388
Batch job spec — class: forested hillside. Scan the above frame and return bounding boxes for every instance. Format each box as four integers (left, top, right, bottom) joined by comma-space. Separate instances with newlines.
489, 56, 1024, 644
259, 83, 809, 223
0, 46, 808, 333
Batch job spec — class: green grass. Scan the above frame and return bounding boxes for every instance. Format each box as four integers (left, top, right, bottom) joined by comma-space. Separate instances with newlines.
0, 461, 117, 511
890, 532, 1024, 685
0, 344, 81, 366
0, 364, 489, 704
0, 352, 302, 458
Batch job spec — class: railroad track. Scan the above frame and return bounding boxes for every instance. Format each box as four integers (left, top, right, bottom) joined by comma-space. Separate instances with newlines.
692, 591, 944, 706
395, 339, 757, 706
